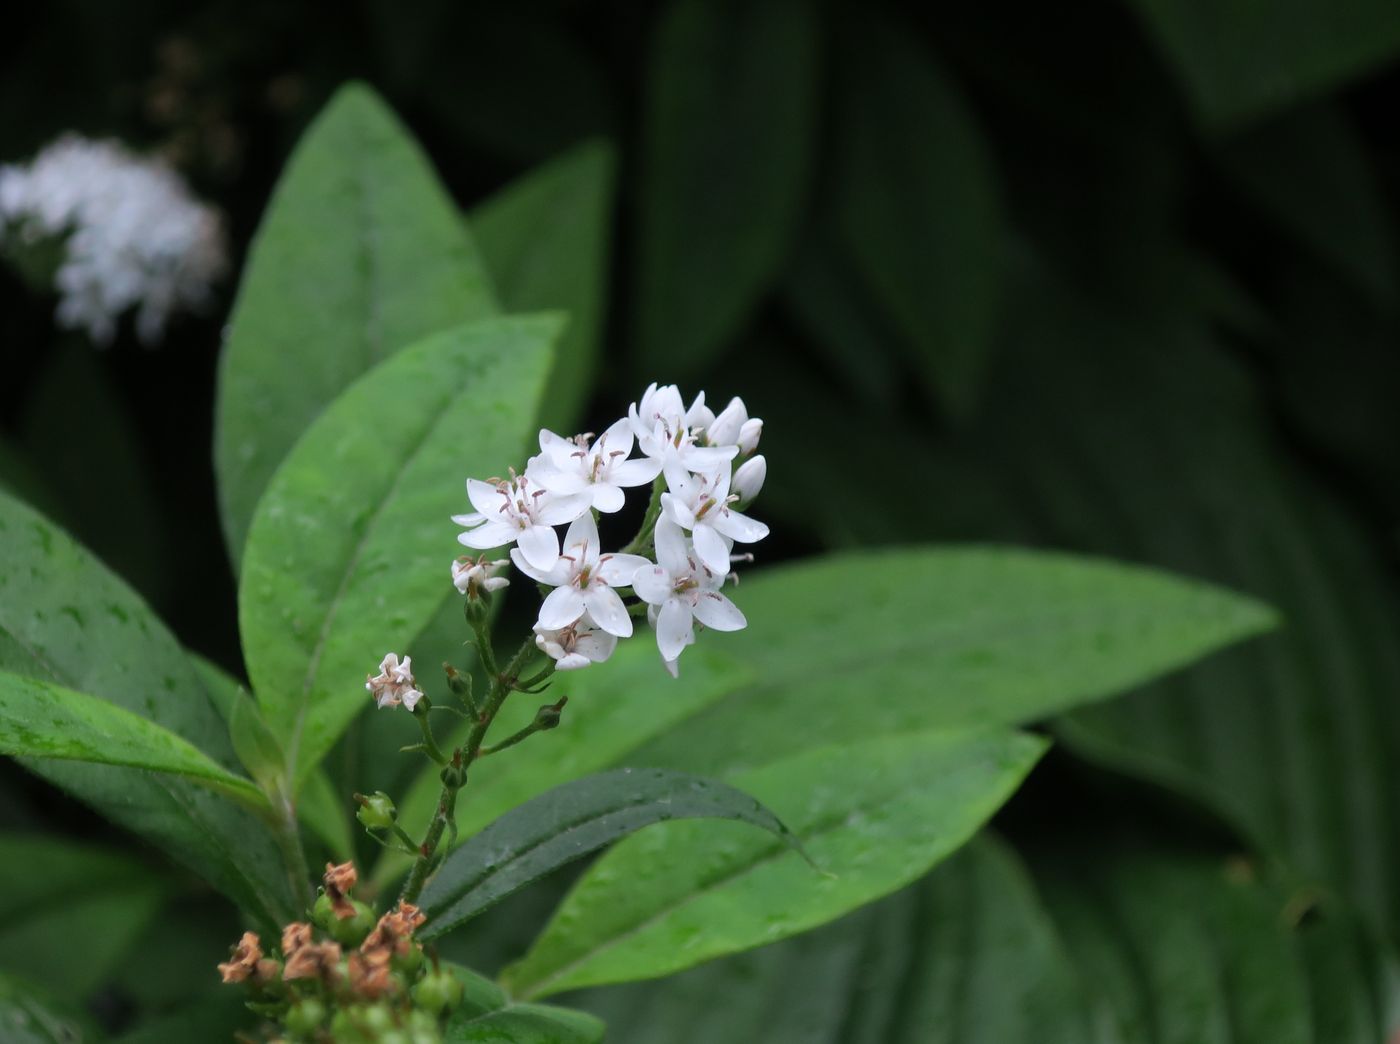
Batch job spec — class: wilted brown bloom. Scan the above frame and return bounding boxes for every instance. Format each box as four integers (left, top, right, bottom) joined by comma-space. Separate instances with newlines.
218, 931, 263, 983
282, 940, 342, 982
280, 921, 312, 957
323, 861, 358, 919
348, 947, 395, 998
361, 901, 425, 958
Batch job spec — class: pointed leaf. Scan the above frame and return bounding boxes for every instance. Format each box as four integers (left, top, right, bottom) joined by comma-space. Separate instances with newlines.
634, 0, 818, 375
421, 767, 799, 938
215, 82, 497, 562
240, 316, 558, 789
0, 973, 95, 1044
502, 729, 1046, 998
471, 140, 616, 433
0, 492, 296, 927
444, 965, 603, 1044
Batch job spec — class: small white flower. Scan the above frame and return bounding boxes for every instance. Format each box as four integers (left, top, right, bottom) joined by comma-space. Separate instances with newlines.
512, 512, 649, 638
737, 418, 762, 457
660, 463, 769, 576
528, 419, 662, 513
633, 518, 747, 673
366, 653, 424, 711
453, 474, 589, 571
731, 454, 766, 507
451, 554, 510, 595
628, 383, 736, 473
534, 612, 618, 671
704, 397, 762, 458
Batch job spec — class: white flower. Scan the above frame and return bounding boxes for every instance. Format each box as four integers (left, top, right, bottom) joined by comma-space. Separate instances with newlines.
365, 653, 424, 711
633, 518, 747, 673
534, 612, 618, 671
451, 554, 509, 595
627, 383, 736, 472
512, 512, 649, 638
660, 463, 769, 576
705, 397, 762, 458
453, 475, 589, 571
528, 419, 662, 513
731, 454, 766, 507
0, 135, 227, 344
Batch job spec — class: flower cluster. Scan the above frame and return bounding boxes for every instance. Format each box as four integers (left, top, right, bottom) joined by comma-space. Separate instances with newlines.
219, 862, 461, 1043
365, 654, 424, 711
0, 134, 227, 344
454, 384, 767, 676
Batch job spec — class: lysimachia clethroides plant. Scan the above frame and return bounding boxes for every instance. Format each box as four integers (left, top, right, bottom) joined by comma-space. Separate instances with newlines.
0, 83, 1279, 1044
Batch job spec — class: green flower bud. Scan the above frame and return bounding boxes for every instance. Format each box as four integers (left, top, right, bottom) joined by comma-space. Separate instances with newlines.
412, 968, 464, 1015
355, 791, 398, 830
329, 899, 377, 947
285, 997, 326, 1036
311, 890, 336, 931
392, 940, 424, 977
329, 1010, 366, 1044
534, 696, 566, 731
443, 663, 472, 698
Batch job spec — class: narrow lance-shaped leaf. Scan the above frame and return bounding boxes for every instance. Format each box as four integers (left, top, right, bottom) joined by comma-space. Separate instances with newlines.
444, 965, 603, 1044
0, 492, 297, 927
240, 316, 558, 789
0, 671, 265, 805
420, 767, 801, 939
502, 729, 1047, 998
215, 82, 497, 562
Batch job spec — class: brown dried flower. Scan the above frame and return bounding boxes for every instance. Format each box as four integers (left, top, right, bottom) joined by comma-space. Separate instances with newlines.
282, 940, 342, 982
361, 900, 426, 958
280, 921, 312, 957
323, 861, 359, 920
348, 947, 395, 998
217, 931, 263, 983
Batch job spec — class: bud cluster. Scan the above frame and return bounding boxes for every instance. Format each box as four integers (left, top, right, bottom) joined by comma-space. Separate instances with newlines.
218, 862, 462, 1044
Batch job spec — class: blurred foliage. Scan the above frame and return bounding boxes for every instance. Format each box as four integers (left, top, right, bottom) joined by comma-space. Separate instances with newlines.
4, 0, 1400, 1038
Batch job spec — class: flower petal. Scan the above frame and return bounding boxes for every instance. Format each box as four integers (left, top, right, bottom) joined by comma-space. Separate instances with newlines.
517, 523, 561, 571
556, 652, 592, 671
591, 482, 626, 514
631, 564, 672, 605
661, 492, 696, 530
457, 520, 517, 550
611, 456, 663, 487
584, 585, 633, 638
655, 598, 693, 662
713, 508, 769, 544
510, 547, 567, 586
597, 418, 634, 458
561, 511, 600, 563
653, 517, 690, 576
536, 491, 591, 526
467, 478, 506, 517
692, 524, 733, 576
596, 553, 650, 587
537, 584, 586, 629
692, 590, 747, 632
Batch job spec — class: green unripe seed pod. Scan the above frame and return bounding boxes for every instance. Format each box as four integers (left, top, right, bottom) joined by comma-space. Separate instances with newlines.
412, 968, 464, 1015
310, 890, 335, 930
329, 899, 377, 947
285, 997, 326, 1036
355, 790, 397, 830
392, 941, 424, 977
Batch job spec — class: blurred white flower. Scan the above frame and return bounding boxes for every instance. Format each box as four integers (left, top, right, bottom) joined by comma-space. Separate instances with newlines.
453, 474, 590, 571
451, 554, 509, 596
0, 134, 228, 344
633, 517, 747, 674
533, 612, 618, 671
365, 653, 424, 711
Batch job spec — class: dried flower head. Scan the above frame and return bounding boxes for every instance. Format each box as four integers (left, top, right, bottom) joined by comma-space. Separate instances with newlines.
323, 860, 358, 920
217, 931, 263, 983
282, 940, 342, 983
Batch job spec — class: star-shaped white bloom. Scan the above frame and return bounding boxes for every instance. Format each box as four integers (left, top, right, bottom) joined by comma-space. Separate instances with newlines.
453, 475, 589, 572
627, 383, 736, 472
659, 463, 769, 576
451, 554, 509, 595
528, 419, 662, 513
633, 518, 747, 673
511, 512, 650, 638
365, 653, 424, 711
534, 612, 618, 671
705, 397, 762, 457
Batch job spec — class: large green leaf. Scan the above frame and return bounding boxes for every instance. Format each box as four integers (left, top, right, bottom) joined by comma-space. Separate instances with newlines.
239, 316, 557, 789
0, 973, 94, 1044
502, 729, 1046, 998
633, 0, 818, 376
444, 965, 603, 1043
1119, 0, 1400, 129
834, 10, 1005, 418
574, 836, 1104, 1044
420, 767, 798, 938
107, 996, 251, 1044
215, 82, 497, 562
1030, 838, 1400, 1043
0, 836, 167, 1004
0, 492, 296, 927
471, 140, 616, 433
0, 672, 263, 803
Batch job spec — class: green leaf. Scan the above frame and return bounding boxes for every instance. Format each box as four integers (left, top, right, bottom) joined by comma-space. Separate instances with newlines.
228, 691, 284, 793
239, 316, 558, 789
632, 546, 1278, 778
0, 492, 297, 927
575, 836, 1103, 1044
215, 81, 497, 563
420, 767, 800, 939
834, 10, 1005, 419
0, 973, 94, 1044
502, 729, 1046, 998
107, 995, 251, 1044
371, 644, 753, 889
444, 965, 603, 1043
1118, 0, 1400, 129
471, 140, 616, 433
1215, 103, 1397, 306
0, 836, 167, 1004
0, 671, 265, 803
633, 0, 818, 376
1029, 838, 1400, 1043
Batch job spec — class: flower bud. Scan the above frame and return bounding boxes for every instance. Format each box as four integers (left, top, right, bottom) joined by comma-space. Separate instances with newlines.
737, 417, 762, 456
412, 968, 464, 1015
355, 791, 397, 831
328, 899, 378, 947
285, 997, 326, 1036
534, 696, 567, 731
731, 454, 766, 507
311, 892, 336, 931
443, 663, 473, 701
706, 397, 747, 446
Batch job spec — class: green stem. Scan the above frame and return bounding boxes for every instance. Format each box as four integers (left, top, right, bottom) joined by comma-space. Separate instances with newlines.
478, 692, 565, 757
399, 637, 540, 904
412, 703, 449, 765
